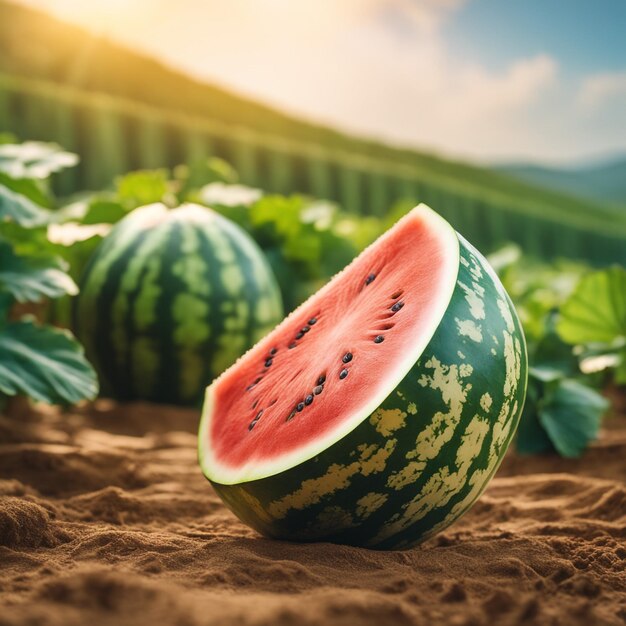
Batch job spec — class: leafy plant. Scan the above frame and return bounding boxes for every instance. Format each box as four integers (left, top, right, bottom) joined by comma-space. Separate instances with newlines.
488, 246, 612, 457
18, 145, 617, 461
517, 373, 609, 457
0, 142, 98, 407
557, 266, 626, 384
55, 161, 383, 314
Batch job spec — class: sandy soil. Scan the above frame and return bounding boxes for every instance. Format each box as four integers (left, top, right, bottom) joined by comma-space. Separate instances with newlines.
1, 399, 624, 626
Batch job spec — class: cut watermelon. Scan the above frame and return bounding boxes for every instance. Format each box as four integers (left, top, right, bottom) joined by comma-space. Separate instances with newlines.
198, 204, 527, 549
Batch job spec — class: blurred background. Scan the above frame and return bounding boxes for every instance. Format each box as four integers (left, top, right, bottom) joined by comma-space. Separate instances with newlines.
0, 0, 625, 458
1, 0, 625, 264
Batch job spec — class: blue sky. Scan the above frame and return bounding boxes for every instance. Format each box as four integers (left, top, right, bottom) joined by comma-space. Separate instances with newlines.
445, 0, 626, 76
16, 0, 626, 163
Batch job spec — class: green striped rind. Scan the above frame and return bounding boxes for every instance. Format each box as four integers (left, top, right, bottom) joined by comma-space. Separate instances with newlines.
208, 235, 527, 549
74, 203, 283, 406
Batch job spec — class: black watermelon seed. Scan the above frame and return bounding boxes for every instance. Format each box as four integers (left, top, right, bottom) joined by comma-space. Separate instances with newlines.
308, 318, 317, 325
286, 410, 296, 422
314, 385, 323, 395
365, 273, 376, 285
374, 335, 385, 343
339, 369, 348, 380
296, 402, 305, 412
317, 375, 326, 385
302, 326, 310, 333
391, 301, 404, 312
295, 331, 304, 340
248, 419, 259, 431
305, 394, 314, 406
342, 352, 353, 363
246, 377, 261, 391
264, 358, 273, 367
289, 342, 297, 349
269, 347, 278, 356
255, 410, 263, 420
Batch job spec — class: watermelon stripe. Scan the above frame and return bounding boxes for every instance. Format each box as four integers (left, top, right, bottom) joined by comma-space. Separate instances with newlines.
123, 224, 174, 398
91, 233, 153, 398
151, 222, 184, 404
170, 221, 214, 402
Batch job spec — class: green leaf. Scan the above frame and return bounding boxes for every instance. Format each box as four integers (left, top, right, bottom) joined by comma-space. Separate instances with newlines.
516, 377, 554, 455
557, 266, 626, 345
538, 379, 608, 458
615, 354, 626, 385
530, 315, 579, 379
115, 169, 171, 208
0, 239, 78, 303
0, 142, 78, 179
81, 199, 127, 225
0, 318, 98, 404
0, 292, 11, 318
0, 183, 50, 227
0, 172, 52, 208
250, 195, 304, 239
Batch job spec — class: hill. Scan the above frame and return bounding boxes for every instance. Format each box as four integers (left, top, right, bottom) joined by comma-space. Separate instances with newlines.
495, 157, 626, 207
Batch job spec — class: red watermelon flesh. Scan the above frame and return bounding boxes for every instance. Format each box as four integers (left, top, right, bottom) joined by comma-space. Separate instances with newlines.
200, 204, 459, 484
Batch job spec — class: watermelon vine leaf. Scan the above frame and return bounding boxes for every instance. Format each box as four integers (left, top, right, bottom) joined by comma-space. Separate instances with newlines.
558, 267, 626, 345
539, 378, 608, 458
0, 318, 98, 405
114, 169, 174, 209
0, 172, 52, 209
516, 371, 608, 458
0, 239, 78, 303
0, 182, 50, 227
0, 142, 78, 179
557, 267, 626, 383
0, 139, 98, 408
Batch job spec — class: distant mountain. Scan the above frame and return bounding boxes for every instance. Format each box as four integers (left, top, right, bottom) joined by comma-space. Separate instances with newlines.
495, 157, 626, 207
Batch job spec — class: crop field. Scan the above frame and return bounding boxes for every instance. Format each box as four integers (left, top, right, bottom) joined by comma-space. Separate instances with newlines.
1, 74, 624, 265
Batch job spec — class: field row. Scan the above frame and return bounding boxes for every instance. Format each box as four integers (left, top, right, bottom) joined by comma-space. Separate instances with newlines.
1, 73, 624, 264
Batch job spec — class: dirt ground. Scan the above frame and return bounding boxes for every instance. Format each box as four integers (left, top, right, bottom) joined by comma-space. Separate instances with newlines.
1, 399, 624, 626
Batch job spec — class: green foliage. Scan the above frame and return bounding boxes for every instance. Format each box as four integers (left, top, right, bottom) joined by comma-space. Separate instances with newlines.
0, 179, 50, 226
488, 247, 616, 457
0, 141, 97, 407
210, 192, 376, 311
176, 157, 239, 194
518, 373, 608, 457
0, 318, 98, 404
114, 169, 174, 208
0, 134, 619, 456
558, 266, 626, 344
0, 239, 77, 302
75, 166, 382, 313
557, 267, 626, 384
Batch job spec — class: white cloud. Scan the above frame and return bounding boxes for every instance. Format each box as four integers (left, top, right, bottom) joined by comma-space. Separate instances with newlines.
13, 0, 626, 161
578, 71, 626, 110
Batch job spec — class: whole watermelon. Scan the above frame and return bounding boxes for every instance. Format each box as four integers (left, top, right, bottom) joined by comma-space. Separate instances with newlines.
74, 203, 283, 406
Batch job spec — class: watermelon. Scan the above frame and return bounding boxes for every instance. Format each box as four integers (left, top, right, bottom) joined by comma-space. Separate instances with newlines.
74, 203, 283, 406
198, 204, 527, 549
